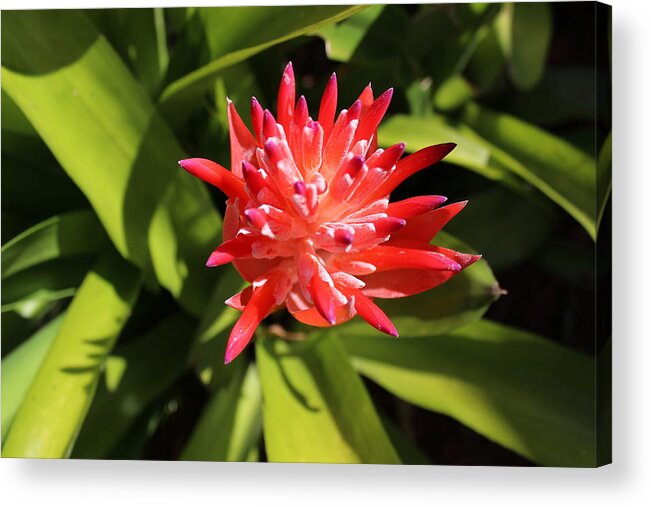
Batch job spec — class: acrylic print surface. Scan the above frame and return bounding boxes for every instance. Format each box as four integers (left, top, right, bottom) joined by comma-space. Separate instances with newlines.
1, 2, 611, 466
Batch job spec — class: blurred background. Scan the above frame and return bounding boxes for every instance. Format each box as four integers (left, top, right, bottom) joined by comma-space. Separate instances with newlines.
2, 3, 610, 465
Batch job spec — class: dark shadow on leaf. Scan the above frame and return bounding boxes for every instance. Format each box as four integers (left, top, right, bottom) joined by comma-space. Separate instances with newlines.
1, 10, 99, 75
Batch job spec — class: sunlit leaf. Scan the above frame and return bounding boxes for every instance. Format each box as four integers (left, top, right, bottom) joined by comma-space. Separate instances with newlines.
379, 108, 596, 239
181, 362, 262, 462
71, 313, 195, 458
343, 319, 596, 467
314, 5, 385, 62
256, 332, 400, 464
2, 252, 142, 458
1, 313, 65, 442
188, 265, 247, 391
2, 10, 221, 317
159, 5, 368, 119
461, 103, 596, 239
1, 259, 93, 317
2, 210, 109, 280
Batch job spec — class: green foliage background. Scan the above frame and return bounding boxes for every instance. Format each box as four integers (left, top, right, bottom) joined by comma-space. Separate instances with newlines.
1, 3, 611, 465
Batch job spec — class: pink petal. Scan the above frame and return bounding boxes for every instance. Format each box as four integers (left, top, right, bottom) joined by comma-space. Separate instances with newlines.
364, 143, 456, 202
227, 100, 258, 178
390, 201, 468, 242
178, 158, 248, 208
354, 87, 393, 145
224, 272, 284, 363
387, 195, 448, 219
318, 73, 338, 142
277, 62, 295, 131
359, 248, 480, 298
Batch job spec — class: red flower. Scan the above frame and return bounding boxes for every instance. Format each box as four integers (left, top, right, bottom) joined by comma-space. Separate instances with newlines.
180, 63, 480, 364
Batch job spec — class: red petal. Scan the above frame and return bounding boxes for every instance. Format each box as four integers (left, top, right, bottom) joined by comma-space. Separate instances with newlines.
350, 289, 398, 337
179, 158, 248, 207
318, 73, 338, 142
354, 88, 393, 145
359, 248, 480, 299
250, 97, 264, 145
390, 201, 468, 242
387, 195, 448, 219
287, 301, 355, 328
227, 100, 257, 178
224, 272, 283, 364
366, 142, 405, 171
299, 254, 337, 324
277, 62, 295, 131
357, 83, 374, 110
206, 236, 255, 267
341, 245, 462, 273
365, 143, 456, 202
225, 285, 253, 310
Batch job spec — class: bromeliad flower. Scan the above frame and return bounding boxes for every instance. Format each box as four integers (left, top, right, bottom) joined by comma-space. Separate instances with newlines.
180, 63, 480, 364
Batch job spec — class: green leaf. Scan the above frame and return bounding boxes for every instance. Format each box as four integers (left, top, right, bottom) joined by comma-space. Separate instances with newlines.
433, 75, 474, 112
256, 332, 400, 464
158, 5, 368, 117
337, 232, 501, 339
189, 265, 247, 390
86, 8, 169, 97
2, 252, 142, 458
444, 187, 555, 272
378, 113, 528, 193
597, 132, 612, 231
2, 10, 221, 316
343, 319, 596, 467
1, 258, 93, 317
314, 5, 385, 62
1, 313, 65, 442
496, 3, 552, 90
71, 313, 195, 458
379, 108, 597, 239
181, 362, 262, 462
2, 210, 109, 280
461, 103, 596, 239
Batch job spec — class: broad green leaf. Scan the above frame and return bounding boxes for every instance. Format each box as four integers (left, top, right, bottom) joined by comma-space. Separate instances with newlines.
597, 132, 612, 231
496, 3, 552, 90
314, 5, 385, 62
338, 232, 501, 339
2, 10, 221, 317
378, 114, 528, 193
1, 313, 65, 442
181, 362, 262, 462
2, 252, 142, 458
444, 187, 555, 272
158, 5, 367, 117
1, 258, 93, 317
2, 210, 109, 279
256, 332, 400, 464
433, 75, 474, 112
71, 313, 195, 458
189, 265, 247, 390
379, 108, 597, 239
86, 8, 169, 97
461, 103, 596, 239
1, 310, 34, 356
343, 319, 596, 467
465, 25, 504, 93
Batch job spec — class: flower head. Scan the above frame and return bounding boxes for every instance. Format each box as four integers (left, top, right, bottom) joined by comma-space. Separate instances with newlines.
179, 63, 480, 364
